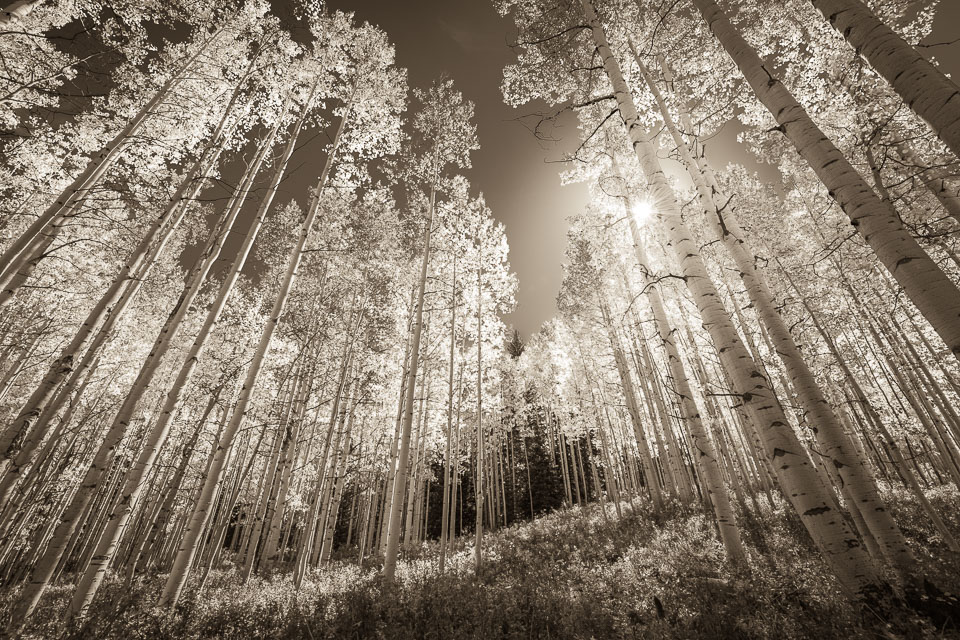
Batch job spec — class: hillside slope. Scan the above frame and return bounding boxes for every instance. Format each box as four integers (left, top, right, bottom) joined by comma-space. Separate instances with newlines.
8, 487, 960, 639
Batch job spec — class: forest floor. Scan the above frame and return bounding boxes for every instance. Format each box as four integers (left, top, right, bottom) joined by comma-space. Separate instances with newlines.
5, 487, 960, 639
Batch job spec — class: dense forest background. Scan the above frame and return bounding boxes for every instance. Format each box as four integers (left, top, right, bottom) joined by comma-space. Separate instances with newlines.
0, 0, 959, 638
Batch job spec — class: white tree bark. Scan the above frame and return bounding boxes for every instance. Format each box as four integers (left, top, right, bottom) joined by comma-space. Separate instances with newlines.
810, 0, 960, 159
159, 103, 350, 608
637, 48, 915, 580
583, 0, 883, 601
693, 0, 960, 361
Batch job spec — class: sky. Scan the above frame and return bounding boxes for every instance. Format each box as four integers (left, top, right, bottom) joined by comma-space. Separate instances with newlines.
326, 0, 589, 339
324, 0, 960, 339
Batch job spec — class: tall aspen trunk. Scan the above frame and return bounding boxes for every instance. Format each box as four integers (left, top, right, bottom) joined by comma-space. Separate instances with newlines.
692, 0, 960, 360
316, 379, 354, 565
637, 50, 915, 580
612, 169, 744, 561
67, 91, 307, 615
0, 67, 246, 476
583, 0, 883, 600
296, 346, 355, 584
809, 0, 960, 159
449, 364, 465, 541
0, 32, 217, 282
599, 300, 664, 510
593, 394, 622, 517
52, 119, 272, 587
630, 324, 694, 502
320, 408, 355, 564
403, 359, 429, 551
124, 397, 216, 583
262, 362, 315, 568
474, 249, 484, 572
378, 285, 417, 552
243, 426, 286, 578
439, 257, 457, 572
159, 104, 350, 608
558, 431, 572, 503
382, 173, 438, 580
1, 122, 274, 628
641, 333, 695, 502
247, 363, 305, 578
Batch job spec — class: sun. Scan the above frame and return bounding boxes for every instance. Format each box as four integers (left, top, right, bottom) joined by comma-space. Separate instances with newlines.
631, 199, 654, 224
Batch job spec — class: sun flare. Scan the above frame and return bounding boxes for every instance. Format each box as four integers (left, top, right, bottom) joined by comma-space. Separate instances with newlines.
632, 199, 654, 224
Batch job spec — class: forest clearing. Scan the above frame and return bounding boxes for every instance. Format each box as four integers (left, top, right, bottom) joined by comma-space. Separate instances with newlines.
0, 0, 959, 637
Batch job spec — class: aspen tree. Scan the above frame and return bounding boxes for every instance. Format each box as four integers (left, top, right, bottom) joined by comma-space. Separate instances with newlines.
0, 57, 254, 476
598, 299, 664, 509
608, 156, 745, 562
1, 109, 285, 630
67, 88, 312, 616
807, 0, 960, 160
379, 288, 416, 553
439, 252, 458, 572
159, 109, 350, 606
382, 79, 478, 580
261, 357, 317, 567
579, 0, 884, 600
690, 0, 960, 361
382, 190, 435, 579
295, 343, 355, 583
0, 32, 218, 285
475, 250, 484, 572
632, 46, 916, 579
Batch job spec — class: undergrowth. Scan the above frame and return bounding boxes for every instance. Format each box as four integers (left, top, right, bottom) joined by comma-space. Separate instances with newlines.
5, 486, 960, 639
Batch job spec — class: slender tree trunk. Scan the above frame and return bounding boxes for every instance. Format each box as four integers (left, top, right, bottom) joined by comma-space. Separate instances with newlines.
439, 256, 457, 573
34, 123, 275, 619
692, 0, 960, 360
379, 286, 416, 552
66, 92, 307, 615
612, 167, 744, 561
474, 246, 484, 573
0, 30, 218, 287
0, 65, 245, 476
638, 50, 916, 580
383, 172, 439, 580
158, 104, 350, 608
809, 0, 960, 159
320, 408, 355, 564
296, 362, 348, 582
583, 0, 883, 601
262, 363, 315, 568
599, 300, 664, 510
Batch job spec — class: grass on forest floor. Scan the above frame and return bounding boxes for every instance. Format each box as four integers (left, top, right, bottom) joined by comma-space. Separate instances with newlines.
4, 485, 960, 639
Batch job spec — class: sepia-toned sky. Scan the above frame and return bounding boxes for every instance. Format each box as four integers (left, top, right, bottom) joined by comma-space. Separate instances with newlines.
327, 0, 960, 339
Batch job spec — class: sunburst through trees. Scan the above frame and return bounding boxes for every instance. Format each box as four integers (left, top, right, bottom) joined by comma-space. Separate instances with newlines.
0, 0, 958, 637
